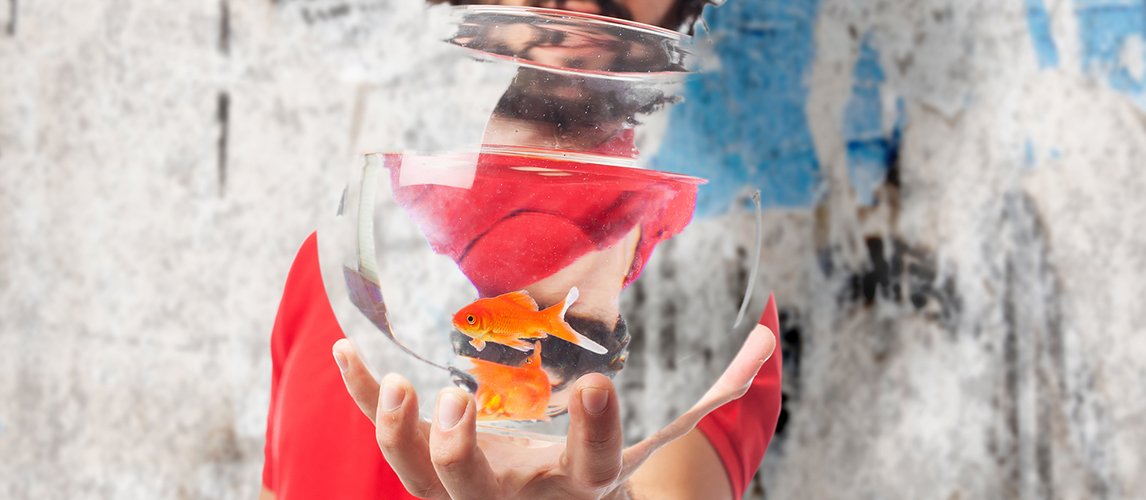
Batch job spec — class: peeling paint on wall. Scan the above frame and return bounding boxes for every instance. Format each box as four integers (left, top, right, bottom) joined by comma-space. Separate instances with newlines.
6, 0, 15, 37
838, 237, 961, 331
652, 0, 823, 215
1075, 0, 1146, 107
6, 0, 1146, 498
1025, 0, 1059, 69
843, 35, 903, 206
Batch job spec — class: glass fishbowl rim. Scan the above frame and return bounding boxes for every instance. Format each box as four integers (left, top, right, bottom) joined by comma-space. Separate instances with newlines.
458, 5, 687, 40
448, 5, 694, 82
362, 146, 709, 185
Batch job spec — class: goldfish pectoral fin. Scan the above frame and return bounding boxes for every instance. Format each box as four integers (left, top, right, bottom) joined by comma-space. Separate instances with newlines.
470, 338, 487, 351
505, 339, 534, 352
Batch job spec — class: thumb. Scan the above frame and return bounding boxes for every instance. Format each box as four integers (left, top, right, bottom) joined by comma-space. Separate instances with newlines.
565, 373, 624, 491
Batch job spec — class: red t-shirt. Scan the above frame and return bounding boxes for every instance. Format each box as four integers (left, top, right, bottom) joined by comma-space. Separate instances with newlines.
385, 151, 702, 297
262, 233, 782, 499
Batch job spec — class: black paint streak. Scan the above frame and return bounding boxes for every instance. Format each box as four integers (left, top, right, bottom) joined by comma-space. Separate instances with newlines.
1001, 259, 1021, 492
7, 0, 15, 36
750, 474, 766, 500
300, 3, 352, 25
1011, 195, 1060, 499
842, 236, 962, 331
884, 140, 901, 187
774, 393, 790, 437
773, 307, 801, 438
729, 245, 750, 311
216, 92, 230, 196
219, 0, 230, 56
619, 280, 646, 438
857, 238, 891, 303
655, 240, 678, 371
777, 307, 802, 390
659, 301, 677, 371
996, 193, 1111, 499
621, 280, 646, 394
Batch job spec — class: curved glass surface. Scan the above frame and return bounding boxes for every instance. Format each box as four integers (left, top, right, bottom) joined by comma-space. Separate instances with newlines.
318, 6, 709, 439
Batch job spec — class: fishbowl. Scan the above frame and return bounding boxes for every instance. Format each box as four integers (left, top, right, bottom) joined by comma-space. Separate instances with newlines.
317, 5, 716, 439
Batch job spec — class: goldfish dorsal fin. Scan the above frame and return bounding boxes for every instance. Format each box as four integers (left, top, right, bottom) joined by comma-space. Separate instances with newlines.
558, 286, 579, 320
499, 290, 539, 310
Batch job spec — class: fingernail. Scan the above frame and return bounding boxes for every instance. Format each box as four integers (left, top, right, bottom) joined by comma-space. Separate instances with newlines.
581, 387, 608, 415
333, 350, 349, 373
437, 393, 467, 430
381, 381, 405, 413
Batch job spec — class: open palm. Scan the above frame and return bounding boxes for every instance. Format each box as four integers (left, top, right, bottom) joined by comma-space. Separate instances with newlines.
332, 323, 775, 500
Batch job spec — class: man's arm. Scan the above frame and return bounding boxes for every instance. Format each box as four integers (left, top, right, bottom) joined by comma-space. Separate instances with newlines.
626, 428, 733, 500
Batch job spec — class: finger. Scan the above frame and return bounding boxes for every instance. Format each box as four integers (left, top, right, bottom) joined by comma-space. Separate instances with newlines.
564, 373, 624, 492
701, 323, 777, 406
333, 338, 381, 423
429, 388, 500, 500
621, 324, 776, 475
375, 374, 447, 500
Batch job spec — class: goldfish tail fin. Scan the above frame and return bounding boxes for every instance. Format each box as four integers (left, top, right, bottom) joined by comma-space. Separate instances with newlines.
542, 287, 606, 354
559, 286, 579, 320
549, 322, 607, 355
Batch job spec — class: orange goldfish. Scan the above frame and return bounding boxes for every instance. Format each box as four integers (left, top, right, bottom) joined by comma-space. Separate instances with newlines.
452, 286, 607, 354
466, 341, 552, 421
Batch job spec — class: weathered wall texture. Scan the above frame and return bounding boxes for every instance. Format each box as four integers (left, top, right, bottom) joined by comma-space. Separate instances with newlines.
2, 0, 1144, 499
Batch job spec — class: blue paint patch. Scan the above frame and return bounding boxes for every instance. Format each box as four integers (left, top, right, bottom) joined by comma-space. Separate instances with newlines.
1050, 148, 1062, 159
842, 36, 902, 205
1023, 138, 1036, 169
1075, 0, 1146, 107
1026, 0, 1060, 69
650, 0, 823, 216
843, 36, 885, 139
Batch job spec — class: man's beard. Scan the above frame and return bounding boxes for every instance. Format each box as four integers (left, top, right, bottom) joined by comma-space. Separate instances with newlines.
493, 68, 678, 133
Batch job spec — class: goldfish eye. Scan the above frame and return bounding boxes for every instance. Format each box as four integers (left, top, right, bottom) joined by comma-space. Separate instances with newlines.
466, 314, 475, 324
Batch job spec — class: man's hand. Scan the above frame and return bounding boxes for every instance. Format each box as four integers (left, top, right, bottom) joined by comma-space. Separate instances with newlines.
332, 324, 775, 500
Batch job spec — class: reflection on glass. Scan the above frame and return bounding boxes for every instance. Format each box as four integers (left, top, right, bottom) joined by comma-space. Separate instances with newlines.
340, 6, 705, 434
449, 7, 689, 76
453, 6, 689, 155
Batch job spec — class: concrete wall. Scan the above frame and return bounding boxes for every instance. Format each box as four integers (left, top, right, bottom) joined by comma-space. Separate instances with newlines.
3, 0, 1144, 498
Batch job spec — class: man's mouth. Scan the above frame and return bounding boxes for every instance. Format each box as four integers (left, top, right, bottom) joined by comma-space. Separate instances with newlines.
549, 0, 603, 15
540, 0, 634, 22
